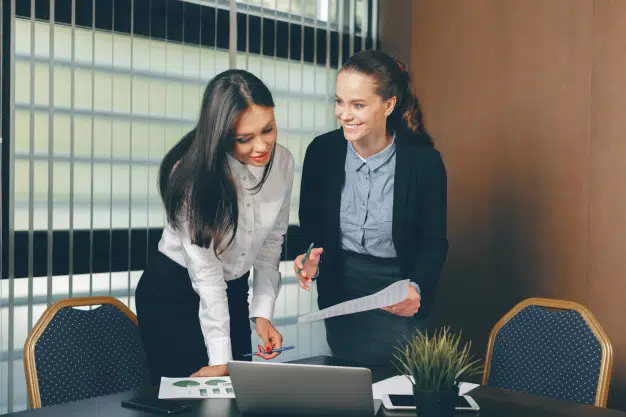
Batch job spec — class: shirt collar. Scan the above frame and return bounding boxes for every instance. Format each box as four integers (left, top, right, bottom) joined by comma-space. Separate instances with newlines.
347, 131, 396, 172
226, 153, 264, 180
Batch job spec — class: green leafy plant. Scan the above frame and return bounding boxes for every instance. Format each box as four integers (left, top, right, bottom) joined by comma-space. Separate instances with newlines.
392, 327, 483, 392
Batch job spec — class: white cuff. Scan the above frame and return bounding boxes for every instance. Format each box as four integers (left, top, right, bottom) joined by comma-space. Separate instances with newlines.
249, 294, 276, 321
207, 337, 232, 366
409, 281, 421, 294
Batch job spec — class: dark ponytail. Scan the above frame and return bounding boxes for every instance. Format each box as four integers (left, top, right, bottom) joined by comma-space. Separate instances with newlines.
341, 50, 432, 145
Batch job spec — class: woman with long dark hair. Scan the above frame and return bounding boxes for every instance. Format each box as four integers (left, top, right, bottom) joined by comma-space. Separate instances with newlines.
136, 70, 294, 381
294, 50, 447, 368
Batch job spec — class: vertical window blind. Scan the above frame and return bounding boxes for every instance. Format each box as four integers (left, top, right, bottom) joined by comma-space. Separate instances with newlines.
1, 0, 378, 412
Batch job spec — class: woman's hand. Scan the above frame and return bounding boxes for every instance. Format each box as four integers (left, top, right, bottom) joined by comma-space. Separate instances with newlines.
190, 364, 228, 377
254, 317, 283, 360
293, 247, 324, 291
381, 284, 421, 316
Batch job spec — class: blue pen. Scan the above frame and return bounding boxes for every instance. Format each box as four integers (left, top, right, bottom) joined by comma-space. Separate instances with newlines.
242, 345, 295, 357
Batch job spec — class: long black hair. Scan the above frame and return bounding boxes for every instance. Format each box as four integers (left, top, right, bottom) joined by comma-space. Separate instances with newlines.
341, 50, 433, 145
159, 70, 276, 256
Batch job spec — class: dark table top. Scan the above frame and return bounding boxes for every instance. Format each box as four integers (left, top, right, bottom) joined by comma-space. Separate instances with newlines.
8, 356, 626, 417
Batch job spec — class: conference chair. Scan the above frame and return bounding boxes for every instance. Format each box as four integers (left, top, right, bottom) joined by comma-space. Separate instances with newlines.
24, 296, 151, 408
483, 297, 612, 407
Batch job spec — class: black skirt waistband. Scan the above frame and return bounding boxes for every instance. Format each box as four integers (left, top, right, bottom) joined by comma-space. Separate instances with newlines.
340, 249, 401, 267
338, 250, 402, 299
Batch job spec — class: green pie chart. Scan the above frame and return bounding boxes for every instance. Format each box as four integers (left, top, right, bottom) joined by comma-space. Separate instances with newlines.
173, 380, 201, 387
205, 379, 228, 386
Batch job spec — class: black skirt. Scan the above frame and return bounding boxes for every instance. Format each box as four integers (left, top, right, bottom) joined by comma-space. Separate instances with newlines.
135, 251, 252, 385
325, 250, 425, 369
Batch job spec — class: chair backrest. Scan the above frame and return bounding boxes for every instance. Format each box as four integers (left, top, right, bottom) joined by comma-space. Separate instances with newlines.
483, 298, 612, 407
24, 297, 151, 408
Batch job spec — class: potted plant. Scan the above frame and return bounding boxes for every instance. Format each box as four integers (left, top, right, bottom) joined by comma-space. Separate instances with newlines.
392, 327, 482, 417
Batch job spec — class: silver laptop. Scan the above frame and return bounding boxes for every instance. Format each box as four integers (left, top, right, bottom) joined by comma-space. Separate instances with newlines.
228, 360, 377, 416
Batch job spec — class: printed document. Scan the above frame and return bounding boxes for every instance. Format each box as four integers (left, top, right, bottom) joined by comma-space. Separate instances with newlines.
297, 279, 409, 324
158, 377, 235, 399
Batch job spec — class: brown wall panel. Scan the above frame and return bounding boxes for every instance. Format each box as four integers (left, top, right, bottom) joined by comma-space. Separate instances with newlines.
408, 0, 592, 352
378, 0, 413, 65
589, 0, 626, 409
408, 0, 516, 351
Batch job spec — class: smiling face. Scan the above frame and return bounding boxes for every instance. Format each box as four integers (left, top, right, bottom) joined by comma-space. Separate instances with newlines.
231, 104, 277, 166
334, 70, 396, 146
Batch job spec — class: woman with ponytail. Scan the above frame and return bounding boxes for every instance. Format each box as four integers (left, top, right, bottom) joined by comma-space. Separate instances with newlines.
136, 70, 294, 381
293, 50, 447, 368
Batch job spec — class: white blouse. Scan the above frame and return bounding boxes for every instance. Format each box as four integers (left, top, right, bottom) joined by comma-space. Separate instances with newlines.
158, 144, 294, 366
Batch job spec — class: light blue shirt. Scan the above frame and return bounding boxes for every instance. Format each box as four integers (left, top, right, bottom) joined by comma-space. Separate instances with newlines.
340, 136, 397, 258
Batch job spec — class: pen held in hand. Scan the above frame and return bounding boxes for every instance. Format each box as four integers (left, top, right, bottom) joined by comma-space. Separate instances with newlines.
297, 242, 315, 275
242, 345, 295, 357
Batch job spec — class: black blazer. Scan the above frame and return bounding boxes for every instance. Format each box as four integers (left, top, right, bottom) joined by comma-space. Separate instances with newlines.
298, 128, 448, 318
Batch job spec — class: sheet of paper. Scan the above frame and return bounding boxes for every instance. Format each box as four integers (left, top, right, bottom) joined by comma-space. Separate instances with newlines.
297, 279, 409, 324
372, 375, 412, 399
372, 375, 480, 400
458, 382, 480, 395
158, 376, 235, 399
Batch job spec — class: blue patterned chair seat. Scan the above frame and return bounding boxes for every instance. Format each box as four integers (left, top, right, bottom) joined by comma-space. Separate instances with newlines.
485, 300, 612, 407
26, 298, 151, 407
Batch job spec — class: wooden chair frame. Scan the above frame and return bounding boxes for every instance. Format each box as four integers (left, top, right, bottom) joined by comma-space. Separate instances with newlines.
23, 296, 138, 409
483, 297, 613, 407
